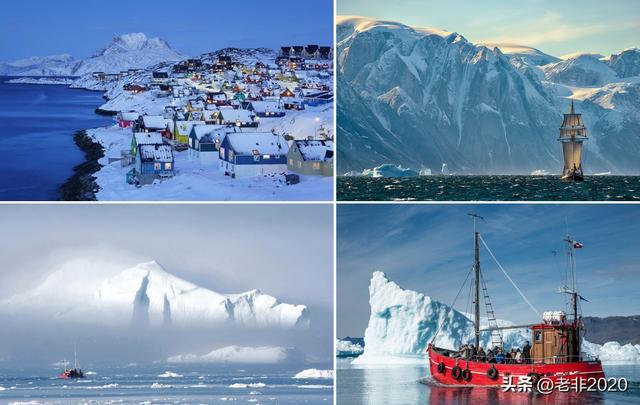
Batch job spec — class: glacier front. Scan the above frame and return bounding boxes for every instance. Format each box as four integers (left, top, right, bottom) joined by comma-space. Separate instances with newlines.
355, 272, 640, 364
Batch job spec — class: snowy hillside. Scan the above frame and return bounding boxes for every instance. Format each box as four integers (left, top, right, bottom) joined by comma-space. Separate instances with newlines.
337, 16, 640, 175
0, 33, 183, 77
0, 260, 308, 329
354, 271, 640, 364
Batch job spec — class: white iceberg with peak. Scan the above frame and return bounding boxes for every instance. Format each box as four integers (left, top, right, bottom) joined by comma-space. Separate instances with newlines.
0, 260, 308, 329
294, 369, 334, 379
355, 272, 640, 364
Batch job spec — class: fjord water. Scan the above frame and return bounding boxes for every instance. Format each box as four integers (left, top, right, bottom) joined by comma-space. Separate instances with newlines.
337, 358, 640, 404
0, 363, 333, 404
337, 176, 640, 201
0, 78, 111, 200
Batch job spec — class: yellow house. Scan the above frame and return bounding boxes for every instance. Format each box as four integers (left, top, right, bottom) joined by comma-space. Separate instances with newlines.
173, 120, 204, 144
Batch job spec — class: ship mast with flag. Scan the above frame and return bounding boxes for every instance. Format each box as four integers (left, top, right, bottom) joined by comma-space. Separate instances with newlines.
558, 99, 588, 181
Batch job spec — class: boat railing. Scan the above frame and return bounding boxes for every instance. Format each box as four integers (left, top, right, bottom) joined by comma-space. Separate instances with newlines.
446, 353, 599, 365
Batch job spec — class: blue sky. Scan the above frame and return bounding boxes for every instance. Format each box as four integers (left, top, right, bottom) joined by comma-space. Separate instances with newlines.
337, 204, 640, 337
338, 0, 639, 57
0, 0, 333, 61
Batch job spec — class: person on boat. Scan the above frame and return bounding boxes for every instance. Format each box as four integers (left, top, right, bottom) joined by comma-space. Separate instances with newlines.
505, 350, 513, 364
523, 341, 531, 364
477, 347, 486, 362
486, 348, 495, 363
514, 348, 522, 364
468, 344, 477, 360
495, 348, 506, 364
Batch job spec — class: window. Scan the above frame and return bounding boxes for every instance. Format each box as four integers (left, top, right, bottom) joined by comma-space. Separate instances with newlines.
165, 163, 172, 170
154, 163, 161, 171
263, 154, 270, 159
297, 162, 302, 168
535, 331, 542, 343
220, 147, 225, 160
312, 162, 321, 170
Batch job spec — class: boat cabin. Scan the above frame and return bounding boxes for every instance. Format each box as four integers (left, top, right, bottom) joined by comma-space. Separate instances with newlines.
530, 311, 580, 364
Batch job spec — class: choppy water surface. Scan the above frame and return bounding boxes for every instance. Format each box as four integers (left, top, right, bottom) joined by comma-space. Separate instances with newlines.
337, 358, 640, 404
337, 176, 640, 201
0, 364, 333, 404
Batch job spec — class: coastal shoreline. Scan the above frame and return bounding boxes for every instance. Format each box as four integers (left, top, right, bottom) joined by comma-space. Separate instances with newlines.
58, 130, 105, 201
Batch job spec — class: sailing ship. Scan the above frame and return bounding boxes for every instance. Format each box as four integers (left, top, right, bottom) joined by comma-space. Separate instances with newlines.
428, 215, 605, 386
58, 347, 84, 379
558, 100, 588, 181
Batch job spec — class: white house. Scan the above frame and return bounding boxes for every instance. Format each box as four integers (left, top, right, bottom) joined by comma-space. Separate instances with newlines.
219, 132, 289, 178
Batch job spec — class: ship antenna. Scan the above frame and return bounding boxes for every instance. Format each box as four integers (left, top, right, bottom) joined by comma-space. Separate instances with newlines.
570, 98, 574, 114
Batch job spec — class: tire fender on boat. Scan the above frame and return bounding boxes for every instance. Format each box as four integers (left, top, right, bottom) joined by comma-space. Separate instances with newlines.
437, 362, 445, 374
487, 366, 498, 380
462, 368, 472, 381
528, 372, 540, 385
451, 366, 462, 380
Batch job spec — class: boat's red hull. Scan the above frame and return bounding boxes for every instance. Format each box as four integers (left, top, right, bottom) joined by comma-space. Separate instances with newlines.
428, 345, 605, 387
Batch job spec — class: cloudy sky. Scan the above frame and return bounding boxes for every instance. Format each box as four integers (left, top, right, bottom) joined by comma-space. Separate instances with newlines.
0, 0, 333, 61
338, 0, 639, 57
337, 204, 640, 338
0, 204, 333, 365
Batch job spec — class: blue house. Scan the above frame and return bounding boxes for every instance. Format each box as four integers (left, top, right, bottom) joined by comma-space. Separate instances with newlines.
132, 143, 175, 185
219, 132, 289, 179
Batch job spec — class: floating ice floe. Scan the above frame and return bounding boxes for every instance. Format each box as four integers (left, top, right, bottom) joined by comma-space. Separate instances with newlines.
157, 371, 183, 378
336, 339, 364, 357
294, 369, 334, 379
362, 164, 419, 178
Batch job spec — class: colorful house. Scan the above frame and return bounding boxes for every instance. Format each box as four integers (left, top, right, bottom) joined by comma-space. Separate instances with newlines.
117, 111, 140, 128
248, 100, 285, 117
173, 120, 205, 144
219, 132, 289, 179
133, 143, 174, 184
287, 140, 334, 177
188, 124, 226, 165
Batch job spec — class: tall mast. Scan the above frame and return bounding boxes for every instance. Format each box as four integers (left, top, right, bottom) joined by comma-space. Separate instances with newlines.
563, 231, 581, 360
468, 214, 483, 349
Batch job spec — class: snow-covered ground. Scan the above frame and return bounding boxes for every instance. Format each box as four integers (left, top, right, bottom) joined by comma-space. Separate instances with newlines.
353, 271, 640, 365
168, 346, 288, 364
5, 77, 75, 85
88, 125, 332, 201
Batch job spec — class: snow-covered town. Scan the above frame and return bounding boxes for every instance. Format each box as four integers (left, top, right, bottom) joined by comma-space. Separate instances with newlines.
70, 44, 334, 200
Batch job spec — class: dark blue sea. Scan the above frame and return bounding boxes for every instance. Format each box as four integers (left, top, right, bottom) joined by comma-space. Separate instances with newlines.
0, 363, 333, 404
337, 176, 640, 201
0, 77, 111, 200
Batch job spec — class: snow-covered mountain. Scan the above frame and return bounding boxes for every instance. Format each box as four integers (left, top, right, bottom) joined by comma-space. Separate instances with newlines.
0, 33, 183, 77
337, 16, 640, 174
354, 271, 640, 363
0, 260, 308, 329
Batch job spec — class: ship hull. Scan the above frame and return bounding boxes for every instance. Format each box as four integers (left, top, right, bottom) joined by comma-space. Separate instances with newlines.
428, 345, 604, 387
561, 172, 584, 182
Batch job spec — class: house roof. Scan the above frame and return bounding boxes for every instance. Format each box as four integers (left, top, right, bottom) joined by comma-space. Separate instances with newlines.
134, 132, 164, 145
119, 111, 140, 121
142, 115, 169, 129
249, 100, 283, 113
191, 124, 226, 140
139, 144, 173, 162
293, 140, 334, 162
174, 120, 205, 136
225, 132, 289, 155
219, 109, 254, 123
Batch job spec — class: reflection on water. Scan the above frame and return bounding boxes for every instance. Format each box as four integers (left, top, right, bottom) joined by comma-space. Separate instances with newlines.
337, 358, 640, 405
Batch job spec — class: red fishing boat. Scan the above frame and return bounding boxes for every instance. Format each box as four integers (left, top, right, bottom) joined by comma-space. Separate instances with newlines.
58, 347, 84, 379
428, 215, 605, 387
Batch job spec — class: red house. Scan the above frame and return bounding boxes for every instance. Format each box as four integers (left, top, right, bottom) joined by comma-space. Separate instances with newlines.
118, 111, 140, 128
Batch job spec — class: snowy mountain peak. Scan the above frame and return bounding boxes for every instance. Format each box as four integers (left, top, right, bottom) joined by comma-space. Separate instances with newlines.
96, 33, 173, 56
478, 42, 560, 66
1, 260, 308, 330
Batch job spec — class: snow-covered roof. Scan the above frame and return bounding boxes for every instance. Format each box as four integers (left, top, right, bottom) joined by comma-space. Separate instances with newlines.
191, 124, 226, 140
250, 100, 283, 112
225, 132, 289, 155
293, 140, 334, 162
134, 132, 163, 145
202, 110, 219, 121
139, 144, 173, 162
119, 111, 140, 121
174, 120, 205, 136
142, 115, 169, 129
219, 109, 254, 123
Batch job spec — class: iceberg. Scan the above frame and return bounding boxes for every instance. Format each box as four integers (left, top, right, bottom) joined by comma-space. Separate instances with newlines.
293, 369, 334, 379
355, 272, 640, 364
336, 339, 364, 357
0, 260, 308, 329
167, 345, 288, 364
362, 164, 419, 178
